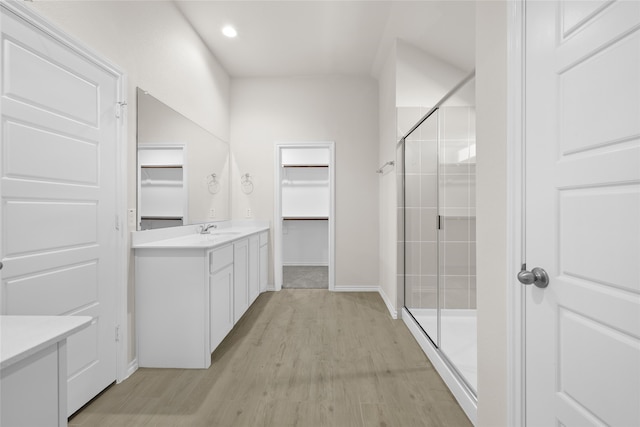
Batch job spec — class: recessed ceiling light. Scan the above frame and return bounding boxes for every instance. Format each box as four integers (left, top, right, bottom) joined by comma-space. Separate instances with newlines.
222, 25, 237, 38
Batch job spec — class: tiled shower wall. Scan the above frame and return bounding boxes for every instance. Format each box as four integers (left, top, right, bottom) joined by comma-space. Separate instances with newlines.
399, 106, 476, 311
439, 107, 476, 310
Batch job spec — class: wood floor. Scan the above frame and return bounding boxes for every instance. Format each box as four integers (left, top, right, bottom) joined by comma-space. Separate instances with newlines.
70, 290, 471, 426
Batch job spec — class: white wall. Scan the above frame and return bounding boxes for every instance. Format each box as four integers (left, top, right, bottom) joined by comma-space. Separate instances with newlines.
27, 1, 231, 365
476, 2, 509, 426
378, 42, 399, 314
396, 40, 468, 108
230, 76, 379, 288
377, 40, 469, 317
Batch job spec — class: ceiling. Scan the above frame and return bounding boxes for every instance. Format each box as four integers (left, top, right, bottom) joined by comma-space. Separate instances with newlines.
175, 1, 476, 78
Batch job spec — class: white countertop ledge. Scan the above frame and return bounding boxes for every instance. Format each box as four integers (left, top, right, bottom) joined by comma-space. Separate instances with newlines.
132, 221, 269, 250
1, 315, 92, 370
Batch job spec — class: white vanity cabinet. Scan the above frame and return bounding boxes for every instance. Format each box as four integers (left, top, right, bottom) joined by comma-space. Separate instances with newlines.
136, 248, 211, 369
1, 316, 91, 427
209, 245, 233, 353
134, 226, 268, 369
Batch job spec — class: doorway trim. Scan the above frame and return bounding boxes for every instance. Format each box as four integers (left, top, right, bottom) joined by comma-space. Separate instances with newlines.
274, 142, 335, 291
506, 0, 526, 426
6, 1, 130, 384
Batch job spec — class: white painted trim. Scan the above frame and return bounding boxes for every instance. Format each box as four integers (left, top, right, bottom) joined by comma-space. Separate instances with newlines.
377, 286, 398, 319
274, 147, 283, 290
3, 0, 131, 386
115, 74, 129, 384
507, 0, 526, 425
274, 142, 336, 292
126, 358, 138, 380
402, 308, 477, 425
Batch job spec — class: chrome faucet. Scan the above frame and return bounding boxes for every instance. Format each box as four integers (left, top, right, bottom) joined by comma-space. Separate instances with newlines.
198, 223, 217, 234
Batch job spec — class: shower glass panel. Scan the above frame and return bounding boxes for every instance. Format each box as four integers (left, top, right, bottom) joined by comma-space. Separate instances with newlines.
438, 78, 476, 393
402, 76, 477, 396
403, 111, 439, 345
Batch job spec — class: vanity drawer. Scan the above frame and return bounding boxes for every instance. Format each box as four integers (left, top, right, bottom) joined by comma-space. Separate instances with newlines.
209, 245, 233, 274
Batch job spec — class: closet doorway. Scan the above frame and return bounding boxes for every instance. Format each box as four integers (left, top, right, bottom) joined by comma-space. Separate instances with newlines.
274, 143, 335, 291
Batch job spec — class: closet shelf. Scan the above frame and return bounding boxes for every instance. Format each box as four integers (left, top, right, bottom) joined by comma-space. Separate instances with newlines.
140, 216, 184, 220
141, 165, 183, 168
282, 164, 328, 168
282, 216, 329, 221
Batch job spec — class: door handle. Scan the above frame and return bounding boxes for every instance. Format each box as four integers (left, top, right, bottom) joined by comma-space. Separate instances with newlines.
517, 265, 549, 288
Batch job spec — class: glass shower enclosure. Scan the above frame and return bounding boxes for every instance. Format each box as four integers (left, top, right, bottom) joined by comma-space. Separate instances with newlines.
401, 76, 477, 395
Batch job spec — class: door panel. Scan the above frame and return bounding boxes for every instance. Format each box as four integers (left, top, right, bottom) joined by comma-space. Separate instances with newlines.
560, 186, 640, 291
3, 35, 99, 125
1, 7, 118, 415
525, 1, 640, 426
5, 120, 99, 184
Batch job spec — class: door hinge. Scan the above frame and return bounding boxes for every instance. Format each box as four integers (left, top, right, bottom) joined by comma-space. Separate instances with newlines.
115, 101, 127, 119
437, 215, 442, 230
115, 325, 120, 342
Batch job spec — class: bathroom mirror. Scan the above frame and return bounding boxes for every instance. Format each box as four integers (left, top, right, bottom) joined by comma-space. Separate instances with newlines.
136, 87, 230, 230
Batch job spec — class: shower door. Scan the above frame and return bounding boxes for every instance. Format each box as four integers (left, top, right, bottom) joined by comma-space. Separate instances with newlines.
403, 110, 440, 344
402, 77, 477, 395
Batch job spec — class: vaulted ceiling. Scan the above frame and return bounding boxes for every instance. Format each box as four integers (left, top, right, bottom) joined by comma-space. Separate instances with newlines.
175, 1, 476, 78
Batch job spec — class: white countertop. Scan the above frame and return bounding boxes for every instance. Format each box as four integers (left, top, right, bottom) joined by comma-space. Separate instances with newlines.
1, 315, 92, 370
132, 226, 269, 250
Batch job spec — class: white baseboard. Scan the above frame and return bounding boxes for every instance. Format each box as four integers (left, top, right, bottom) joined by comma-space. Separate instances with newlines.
117, 358, 138, 384
378, 287, 398, 319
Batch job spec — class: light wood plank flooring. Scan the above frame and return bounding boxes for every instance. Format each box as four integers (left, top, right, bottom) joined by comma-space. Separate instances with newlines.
70, 290, 471, 426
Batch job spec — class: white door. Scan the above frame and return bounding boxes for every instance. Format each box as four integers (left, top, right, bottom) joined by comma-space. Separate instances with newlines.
0, 7, 119, 415
524, 1, 640, 426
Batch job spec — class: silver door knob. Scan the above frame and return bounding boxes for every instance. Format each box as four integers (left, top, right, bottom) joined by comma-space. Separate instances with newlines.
517, 266, 549, 288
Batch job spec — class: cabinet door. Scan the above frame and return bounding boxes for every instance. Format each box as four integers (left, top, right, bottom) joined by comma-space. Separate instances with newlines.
209, 264, 233, 353
248, 235, 260, 304
233, 239, 249, 324
259, 233, 269, 293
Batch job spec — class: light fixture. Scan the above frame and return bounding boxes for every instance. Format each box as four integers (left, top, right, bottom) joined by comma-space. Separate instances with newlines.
222, 25, 237, 38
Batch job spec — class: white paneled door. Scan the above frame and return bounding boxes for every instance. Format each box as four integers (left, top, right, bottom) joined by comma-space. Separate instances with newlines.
524, 1, 640, 426
1, 6, 121, 415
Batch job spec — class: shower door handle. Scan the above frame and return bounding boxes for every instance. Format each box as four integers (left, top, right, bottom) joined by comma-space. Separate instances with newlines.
517, 265, 549, 288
